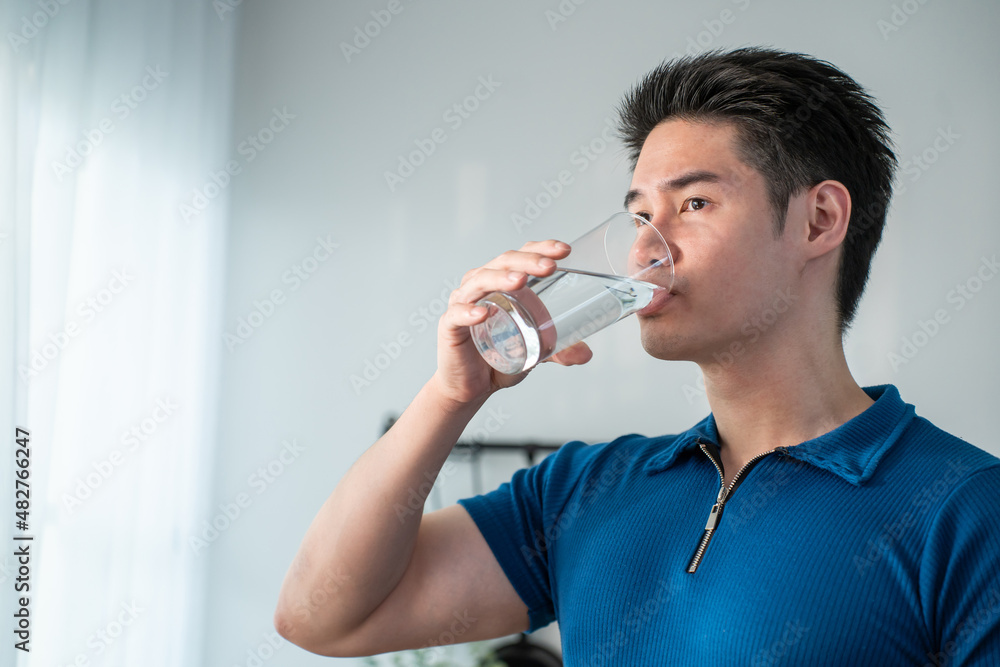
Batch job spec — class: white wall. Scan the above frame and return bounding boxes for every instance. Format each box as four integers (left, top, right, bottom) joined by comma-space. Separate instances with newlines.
202, 0, 1000, 664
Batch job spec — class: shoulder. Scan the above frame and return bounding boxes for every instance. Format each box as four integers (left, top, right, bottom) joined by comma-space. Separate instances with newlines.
891, 414, 1000, 484
912, 421, 1000, 638
542, 431, 687, 477
883, 415, 1000, 548
530, 431, 689, 507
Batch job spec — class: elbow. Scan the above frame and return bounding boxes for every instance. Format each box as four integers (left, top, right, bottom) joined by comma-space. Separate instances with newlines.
272, 605, 299, 643
272, 604, 358, 658
273, 605, 330, 656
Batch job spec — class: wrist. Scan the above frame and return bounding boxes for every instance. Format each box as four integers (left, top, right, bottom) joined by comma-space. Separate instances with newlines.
425, 372, 491, 418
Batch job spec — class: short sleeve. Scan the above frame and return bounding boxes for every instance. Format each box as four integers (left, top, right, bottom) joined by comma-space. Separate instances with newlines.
457, 440, 591, 633
920, 464, 1000, 665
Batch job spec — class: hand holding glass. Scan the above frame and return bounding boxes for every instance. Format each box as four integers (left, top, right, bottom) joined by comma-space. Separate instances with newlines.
470, 211, 674, 374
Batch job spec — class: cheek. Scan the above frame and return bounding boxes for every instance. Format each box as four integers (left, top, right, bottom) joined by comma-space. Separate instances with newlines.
683, 234, 761, 290
681, 229, 789, 314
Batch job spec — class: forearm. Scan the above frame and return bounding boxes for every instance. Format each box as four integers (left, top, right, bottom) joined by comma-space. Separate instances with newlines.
274, 375, 488, 646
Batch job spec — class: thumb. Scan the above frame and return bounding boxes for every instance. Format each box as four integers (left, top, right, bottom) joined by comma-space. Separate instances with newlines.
547, 341, 593, 366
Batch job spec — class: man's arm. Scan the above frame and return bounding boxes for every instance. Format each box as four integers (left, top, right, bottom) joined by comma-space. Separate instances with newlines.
272, 379, 529, 656
273, 239, 588, 656
318, 503, 531, 656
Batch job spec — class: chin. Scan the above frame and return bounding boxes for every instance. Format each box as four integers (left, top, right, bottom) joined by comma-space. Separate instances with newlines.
639, 327, 690, 361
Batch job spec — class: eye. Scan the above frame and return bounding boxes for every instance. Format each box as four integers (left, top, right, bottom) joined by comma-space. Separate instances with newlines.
683, 197, 709, 212
633, 211, 652, 222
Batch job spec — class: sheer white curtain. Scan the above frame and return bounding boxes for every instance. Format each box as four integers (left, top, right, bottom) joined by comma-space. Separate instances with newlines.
1, 1, 234, 664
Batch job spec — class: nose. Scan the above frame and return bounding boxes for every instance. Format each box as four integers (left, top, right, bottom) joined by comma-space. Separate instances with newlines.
628, 219, 674, 289
632, 222, 664, 266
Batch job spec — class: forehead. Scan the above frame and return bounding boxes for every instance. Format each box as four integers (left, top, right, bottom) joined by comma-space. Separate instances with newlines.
629, 119, 757, 193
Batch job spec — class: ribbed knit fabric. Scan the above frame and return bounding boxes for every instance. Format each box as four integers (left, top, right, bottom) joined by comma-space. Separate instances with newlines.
457, 385, 1000, 665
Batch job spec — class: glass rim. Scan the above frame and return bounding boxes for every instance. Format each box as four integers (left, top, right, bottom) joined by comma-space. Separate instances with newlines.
603, 210, 674, 291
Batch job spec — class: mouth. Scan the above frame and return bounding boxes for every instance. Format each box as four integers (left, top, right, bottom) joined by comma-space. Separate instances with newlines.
637, 287, 675, 317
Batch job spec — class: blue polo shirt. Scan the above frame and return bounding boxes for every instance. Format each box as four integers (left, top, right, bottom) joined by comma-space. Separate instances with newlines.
457, 385, 1000, 665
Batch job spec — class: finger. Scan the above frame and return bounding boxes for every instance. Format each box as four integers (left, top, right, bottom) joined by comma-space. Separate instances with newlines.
547, 341, 593, 366
478, 239, 571, 272
438, 302, 489, 339
518, 238, 572, 256
448, 267, 530, 307
453, 240, 572, 304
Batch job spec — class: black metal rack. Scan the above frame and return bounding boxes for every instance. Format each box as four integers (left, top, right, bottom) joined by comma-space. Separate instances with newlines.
381, 415, 563, 465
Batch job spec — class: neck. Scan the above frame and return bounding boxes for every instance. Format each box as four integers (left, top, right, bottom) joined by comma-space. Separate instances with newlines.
699, 326, 873, 484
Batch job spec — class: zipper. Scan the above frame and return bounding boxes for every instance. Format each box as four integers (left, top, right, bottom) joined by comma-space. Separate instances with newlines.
686, 440, 776, 573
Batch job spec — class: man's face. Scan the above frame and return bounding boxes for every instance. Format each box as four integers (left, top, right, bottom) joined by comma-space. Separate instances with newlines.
625, 119, 801, 364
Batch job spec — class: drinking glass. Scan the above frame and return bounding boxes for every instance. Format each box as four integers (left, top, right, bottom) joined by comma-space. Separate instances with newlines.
470, 211, 674, 374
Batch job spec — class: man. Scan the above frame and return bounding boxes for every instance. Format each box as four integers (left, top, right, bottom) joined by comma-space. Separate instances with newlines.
274, 48, 1000, 664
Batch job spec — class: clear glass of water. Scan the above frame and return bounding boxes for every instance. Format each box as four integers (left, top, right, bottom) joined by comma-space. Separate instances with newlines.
470, 211, 674, 374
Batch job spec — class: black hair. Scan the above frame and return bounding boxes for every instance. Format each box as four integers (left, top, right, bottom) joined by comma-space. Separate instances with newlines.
616, 47, 897, 333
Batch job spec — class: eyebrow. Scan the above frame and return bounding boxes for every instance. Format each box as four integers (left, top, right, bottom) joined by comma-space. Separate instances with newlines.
623, 170, 723, 209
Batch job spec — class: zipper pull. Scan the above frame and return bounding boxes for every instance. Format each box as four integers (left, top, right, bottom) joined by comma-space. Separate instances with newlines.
704, 485, 726, 530
703, 502, 722, 531
687, 496, 725, 573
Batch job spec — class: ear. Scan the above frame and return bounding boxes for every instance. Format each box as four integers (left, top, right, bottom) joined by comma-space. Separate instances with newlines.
802, 180, 851, 259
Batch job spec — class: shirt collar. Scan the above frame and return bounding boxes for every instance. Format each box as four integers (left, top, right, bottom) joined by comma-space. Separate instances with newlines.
642, 384, 915, 485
